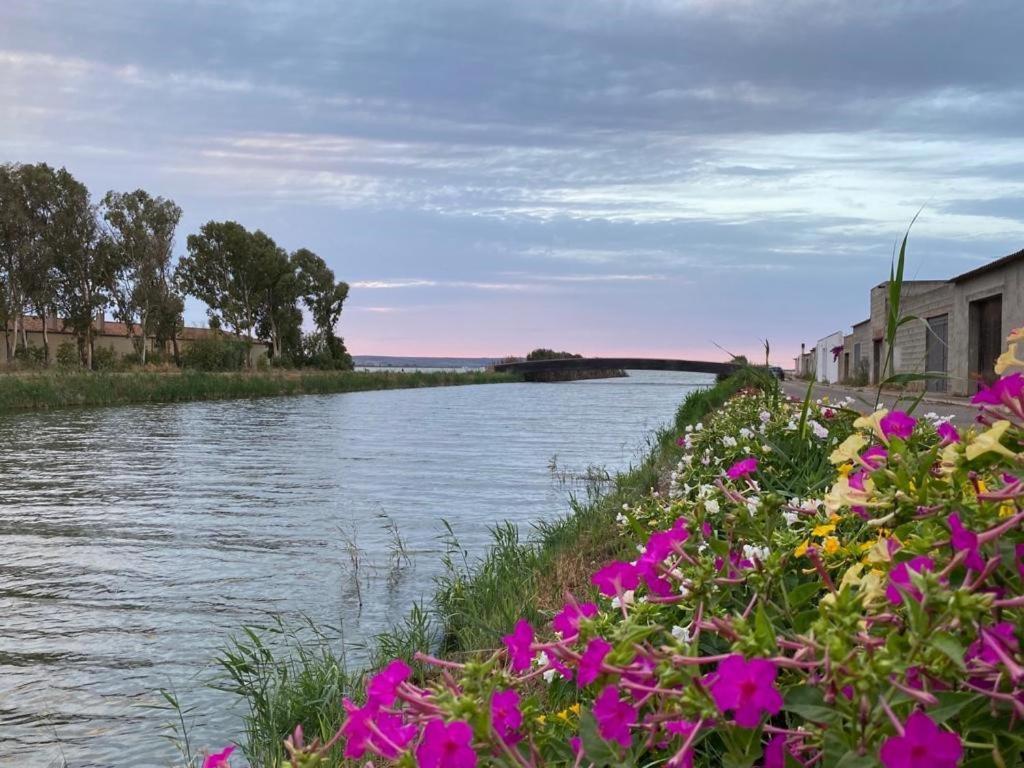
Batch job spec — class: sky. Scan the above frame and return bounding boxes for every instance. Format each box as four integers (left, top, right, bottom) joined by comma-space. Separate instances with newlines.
2, 0, 1023, 362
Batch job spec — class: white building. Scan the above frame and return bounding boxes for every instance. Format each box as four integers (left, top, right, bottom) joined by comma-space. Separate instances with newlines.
815, 331, 844, 383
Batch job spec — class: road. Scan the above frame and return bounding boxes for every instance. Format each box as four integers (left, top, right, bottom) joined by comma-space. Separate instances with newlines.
779, 379, 983, 425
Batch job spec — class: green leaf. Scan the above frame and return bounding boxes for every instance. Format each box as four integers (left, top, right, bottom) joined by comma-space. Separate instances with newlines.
754, 603, 777, 653
783, 686, 837, 723
788, 581, 822, 609
834, 753, 878, 768
929, 692, 978, 724
929, 633, 967, 672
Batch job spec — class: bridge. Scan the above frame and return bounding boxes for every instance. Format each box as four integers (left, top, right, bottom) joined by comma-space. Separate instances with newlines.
493, 357, 739, 377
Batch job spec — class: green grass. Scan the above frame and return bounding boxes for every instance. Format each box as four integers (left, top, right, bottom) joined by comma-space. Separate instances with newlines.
201, 369, 772, 766
0, 368, 520, 414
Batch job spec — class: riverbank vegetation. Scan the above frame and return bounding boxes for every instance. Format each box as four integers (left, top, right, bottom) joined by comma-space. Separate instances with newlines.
0, 368, 519, 414
0, 162, 352, 370
198, 348, 1024, 767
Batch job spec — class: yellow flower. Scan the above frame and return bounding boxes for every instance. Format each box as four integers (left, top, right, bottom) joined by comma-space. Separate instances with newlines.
557, 709, 573, 722
1008, 327, 1024, 344
976, 479, 988, 494
939, 443, 962, 476
965, 420, 1017, 461
569, 703, 581, 716
794, 539, 810, 557
1000, 502, 1016, 518
995, 343, 1024, 375
830, 434, 868, 465
863, 535, 897, 565
813, 522, 836, 536
534, 715, 547, 726
823, 536, 841, 555
853, 409, 889, 442
824, 475, 879, 515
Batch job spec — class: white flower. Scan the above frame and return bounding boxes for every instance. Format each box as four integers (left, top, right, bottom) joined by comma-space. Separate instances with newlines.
739, 427, 753, 439
671, 624, 692, 643
722, 435, 737, 448
783, 511, 800, 526
678, 583, 691, 598
535, 651, 550, 667
742, 544, 769, 562
705, 499, 720, 515
615, 513, 628, 525
695, 422, 704, 431
810, 420, 829, 440
685, 424, 693, 433
761, 444, 772, 453
759, 410, 771, 423
747, 496, 761, 515
542, 668, 556, 683
701, 455, 711, 466
610, 590, 635, 609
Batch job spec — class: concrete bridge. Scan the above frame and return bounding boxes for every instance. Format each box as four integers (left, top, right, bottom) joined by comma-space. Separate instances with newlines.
493, 357, 738, 377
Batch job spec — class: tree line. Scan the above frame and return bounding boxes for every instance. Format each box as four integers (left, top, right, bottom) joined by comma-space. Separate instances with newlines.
0, 162, 351, 369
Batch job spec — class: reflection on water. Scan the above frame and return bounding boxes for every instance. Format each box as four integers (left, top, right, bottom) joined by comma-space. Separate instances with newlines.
0, 371, 709, 766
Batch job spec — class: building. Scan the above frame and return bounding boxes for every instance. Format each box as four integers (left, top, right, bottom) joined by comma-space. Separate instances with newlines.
801, 247, 1024, 396
814, 331, 844, 384
2, 314, 236, 366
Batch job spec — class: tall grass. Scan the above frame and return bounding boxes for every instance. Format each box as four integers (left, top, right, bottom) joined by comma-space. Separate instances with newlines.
0, 369, 520, 414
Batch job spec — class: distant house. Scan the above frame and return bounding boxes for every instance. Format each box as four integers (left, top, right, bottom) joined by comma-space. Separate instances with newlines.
1, 314, 237, 366
802, 247, 1024, 396
814, 331, 844, 384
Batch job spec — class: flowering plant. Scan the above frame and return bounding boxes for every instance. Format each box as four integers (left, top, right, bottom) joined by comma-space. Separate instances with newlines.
210, 336, 1024, 768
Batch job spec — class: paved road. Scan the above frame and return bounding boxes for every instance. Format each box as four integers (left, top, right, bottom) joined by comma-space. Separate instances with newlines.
779, 379, 984, 425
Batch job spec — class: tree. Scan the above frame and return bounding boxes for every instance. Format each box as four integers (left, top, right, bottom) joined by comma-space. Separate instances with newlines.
101, 189, 182, 364
178, 221, 262, 357
48, 169, 114, 369
0, 163, 33, 361
292, 248, 351, 366
250, 230, 299, 361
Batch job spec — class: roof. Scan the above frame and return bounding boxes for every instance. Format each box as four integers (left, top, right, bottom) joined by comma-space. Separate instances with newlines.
951, 248, 1024, 284
8, 316, 227, 341
852, 318, 870, 328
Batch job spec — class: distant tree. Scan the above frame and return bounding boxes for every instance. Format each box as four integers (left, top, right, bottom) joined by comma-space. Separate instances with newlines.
18, 164, 63, 362
48, 169, 114, 369
250, 230, 300, 360
292, 248, 351, 366
178, 221, 262, 359
101, 189, 183, 364
526, 348, 583, 361
0, 163, 36, 360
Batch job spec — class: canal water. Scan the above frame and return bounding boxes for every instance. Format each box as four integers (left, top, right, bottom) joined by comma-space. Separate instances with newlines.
0, 371, 711, 766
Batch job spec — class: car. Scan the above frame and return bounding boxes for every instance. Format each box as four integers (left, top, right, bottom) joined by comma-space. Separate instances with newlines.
769, 366, 785, 380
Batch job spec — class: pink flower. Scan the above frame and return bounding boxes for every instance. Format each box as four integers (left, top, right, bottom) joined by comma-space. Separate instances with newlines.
707, 654, 783, 728
764, 734, 786, 768
880, 410, 916, 440
490, 689, 522, 744
366, 659, 412, 708
861, 444, 888, 468
340, 699, 374, 759
886, 556, 934, 605
202, 746, 234, 768
373, 712, 417, 759
637, 519, 689, 595
966, 622, 1020, 667
592, 561, 639, 597
502, 619, 534, 672
879, 711, 962, 768
947, 514, 984, 571
937, 422, 960, 445
552, 601, 598, 639
664, 720, 698, 767
726, 457, 758, 480
577, 637, 612, 687
416, 719, 477, 768
593, 685, 637, 748
972, 372, 1024, 404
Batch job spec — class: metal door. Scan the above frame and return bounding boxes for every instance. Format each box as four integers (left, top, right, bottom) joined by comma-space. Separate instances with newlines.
925, 314, 948, 392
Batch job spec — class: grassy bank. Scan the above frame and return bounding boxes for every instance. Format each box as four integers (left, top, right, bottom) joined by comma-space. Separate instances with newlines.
209, 368, 768, 766
0, 368, 521, 414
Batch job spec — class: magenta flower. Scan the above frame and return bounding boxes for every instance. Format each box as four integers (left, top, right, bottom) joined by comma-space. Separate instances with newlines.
764, 734, 787, 768
880, 410, 916, 440
373, 712, 417, 759
707, 654, 783, 728
366, 658, 412, 708
577, 637, 612, 687
937, 422, 960, 445
202, 746, 234, 768
966, 622, 1020, 668
861, 444, 888, 468
972, 372, 1024, 404
552, 601, 598, 639
416, 719, 477, 768
490, 689, 522, 744
637, 519, 690, 595
879, 711, 962, 768
726, 457, 758, 479
947, 513, 984, 571
664, 720, 698, 767
886, 556, 934, 605
593, 685, 637, 748
502, 619, 534, 672
592, 560, 639, 597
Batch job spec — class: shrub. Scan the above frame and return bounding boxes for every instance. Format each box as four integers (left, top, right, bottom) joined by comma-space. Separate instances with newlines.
56, 341, 80, 369
180, 335, 248, 371
13, 345, 46, 368
92, 345, 118, 371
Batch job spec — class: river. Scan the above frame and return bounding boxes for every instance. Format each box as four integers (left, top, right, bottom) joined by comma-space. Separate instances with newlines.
0, 371, 711, 766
